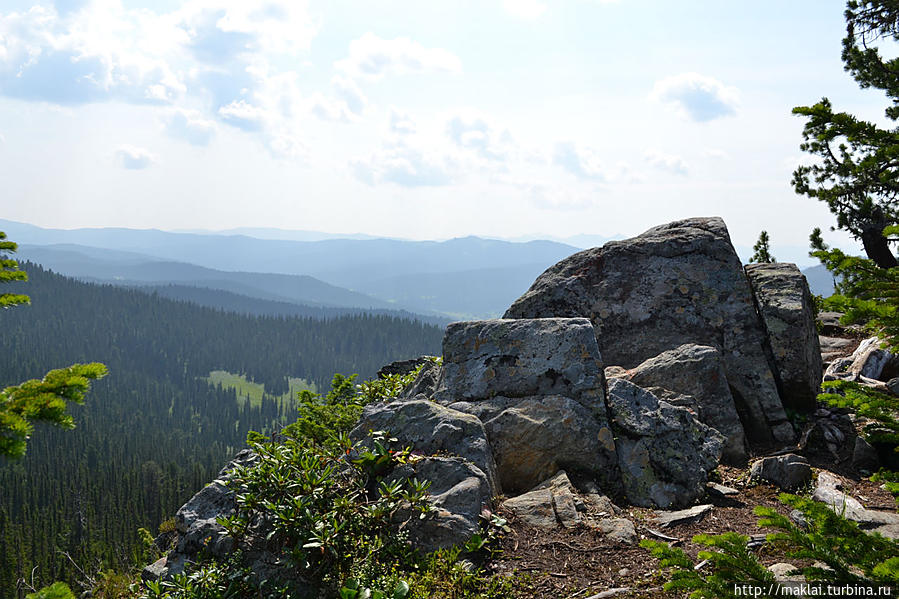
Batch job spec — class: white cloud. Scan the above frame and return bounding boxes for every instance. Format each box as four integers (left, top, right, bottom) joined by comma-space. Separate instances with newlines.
553, 141, 608, 180
352, 140, 452, 187
217, 99, 265, 131
336, 33, 462, 80
446, 110, 512, 161
703, 148, 729, 160
643, 148, 688, 175
503, 0, 546, 19
165, 109, 215, 145
331, 75, 367, 116
529, 186, 598, 211
389, 107, 416, 135
649, 72, 739, 122
115, 145, 156, 169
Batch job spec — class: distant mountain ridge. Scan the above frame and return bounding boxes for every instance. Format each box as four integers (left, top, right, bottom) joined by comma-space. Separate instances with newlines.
4, 220, 580, 319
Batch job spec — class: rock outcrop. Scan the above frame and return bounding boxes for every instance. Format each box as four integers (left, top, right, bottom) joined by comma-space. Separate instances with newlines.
748, 454, 812, 491
433, 318, 620, 494
615, 343, 748, 464
606, 379, 723, 508
504, 217, 794, 446
745, 263, 823, 412
351, 398, 499, 494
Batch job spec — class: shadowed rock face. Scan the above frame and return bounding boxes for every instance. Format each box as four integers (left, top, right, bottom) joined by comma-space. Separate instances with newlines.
504, 217, 793, 447
745, 263, 823, 412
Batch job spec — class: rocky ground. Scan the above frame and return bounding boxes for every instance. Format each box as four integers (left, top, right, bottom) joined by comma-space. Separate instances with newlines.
481, 321, 897, 599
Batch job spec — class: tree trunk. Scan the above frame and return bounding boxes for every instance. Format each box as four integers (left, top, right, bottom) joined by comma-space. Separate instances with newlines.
860, 226, 898, 268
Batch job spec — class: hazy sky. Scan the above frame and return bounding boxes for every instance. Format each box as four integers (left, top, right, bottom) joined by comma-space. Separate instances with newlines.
0, 0, 885, 255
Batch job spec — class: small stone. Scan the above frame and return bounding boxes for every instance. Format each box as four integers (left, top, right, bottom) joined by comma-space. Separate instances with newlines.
618, 568, 630, 577
707, 482, 739, 496
598, 518, 637, 544
654, 504, 713, 528
749, 454, 811, 491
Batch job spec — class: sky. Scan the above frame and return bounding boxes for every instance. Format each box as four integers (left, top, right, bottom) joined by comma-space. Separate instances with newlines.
0, 0, 888, 260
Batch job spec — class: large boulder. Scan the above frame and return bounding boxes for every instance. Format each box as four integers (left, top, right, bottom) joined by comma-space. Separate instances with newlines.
388, 457, 492, 553
432, 318, 620, 495
350, 399, 499, 494
504, 217, 793, 446
606, 379, 723, 508
623, 343, 747, 464
745, 263, 823, 412
448, 394, 617, 494
748, 454, 812, 491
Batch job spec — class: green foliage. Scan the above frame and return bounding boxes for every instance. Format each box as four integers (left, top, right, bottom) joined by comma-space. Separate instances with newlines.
641, 533, 775, 598
818, 379, 899, 447
140, 371, 520, 599
792, 1, 899, 268
25, 582, 76, 599
0, 362, 108, 459
756, 494, 899, 584
0, 231, 29, 308
643, 491, 899, 596
286, 363, 432, 447
749, 230, 776, 263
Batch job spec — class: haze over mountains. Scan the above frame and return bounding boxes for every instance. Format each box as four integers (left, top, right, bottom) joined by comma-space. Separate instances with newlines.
2, 220, 834, 319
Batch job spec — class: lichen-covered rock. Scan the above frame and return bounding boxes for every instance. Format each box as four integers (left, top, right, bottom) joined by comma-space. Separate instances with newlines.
145, 449, 258, 580
504, 217, 793, 446
606, 379, 723, 508
502, 471, 583, 529
749, 454, 811, 491
399, 360, 442, 399
449, 394, 618, 494
623, 343, 747, 464
433, 318, 620, 495
433, 318, 608, 410
388, 457, 492, 554
350, 399, 499, 494
745, 263, 823, 412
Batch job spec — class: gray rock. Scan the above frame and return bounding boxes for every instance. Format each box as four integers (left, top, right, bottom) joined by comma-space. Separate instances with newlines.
434, 318, 620, 494
707, 483, 739, 496
598, 518, 637, 544
452, 394, 618, 494
826, 337, 899, 382
873, 524, 899, 540
400, 361, 442, 400
502, 488, 557, 528
813, 471, 899, 527
502, 471, 583, 529
745, 263, 823, 412
174, 449, 257, 557
141, 557, 169, 582
799, 416, 856, 464
887, 377, 899, 396
504, 217, 793, 446
607, 379, 723, 508
819, 335, 854, 359
623, 343, 747, 464
818, 312, 848, 336
749, 454, 811, 491
350, 399, 499, 494
767, 563, 802, 583
852, 437, 880, 472
389, 456, 492, 553
433, 318, 608, 411
377, 356, 431, 379
654, 504, 713, 527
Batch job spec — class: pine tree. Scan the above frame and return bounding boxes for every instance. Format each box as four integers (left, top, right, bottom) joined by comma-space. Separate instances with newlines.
792, 1, 899, 268
0, 232, 107, 459
749, 230, 775, 263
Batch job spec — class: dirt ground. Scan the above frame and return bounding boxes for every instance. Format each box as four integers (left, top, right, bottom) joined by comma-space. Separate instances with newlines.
486, 461, 896, 598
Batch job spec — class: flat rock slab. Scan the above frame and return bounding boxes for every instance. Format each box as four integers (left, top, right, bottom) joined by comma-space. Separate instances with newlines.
813, 472, 899, 527
654, 504, 713, 528
707, 483, 739, 496
504, 217, 793, 446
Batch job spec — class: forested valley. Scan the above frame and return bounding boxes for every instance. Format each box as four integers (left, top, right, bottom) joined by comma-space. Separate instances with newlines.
0, 263, 443, 597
